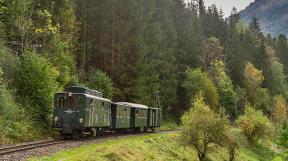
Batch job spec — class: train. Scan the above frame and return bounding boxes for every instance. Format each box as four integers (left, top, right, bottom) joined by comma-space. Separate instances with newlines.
52, 86, 162, 138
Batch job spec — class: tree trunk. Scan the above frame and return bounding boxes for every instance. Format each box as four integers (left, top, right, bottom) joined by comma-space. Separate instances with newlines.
198, 152, 206, 161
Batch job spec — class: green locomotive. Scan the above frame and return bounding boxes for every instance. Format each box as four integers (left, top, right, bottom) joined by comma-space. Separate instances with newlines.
52, 86, 162, 138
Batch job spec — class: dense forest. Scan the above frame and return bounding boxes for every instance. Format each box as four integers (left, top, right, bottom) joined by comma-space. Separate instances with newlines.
1, 1, 288, 158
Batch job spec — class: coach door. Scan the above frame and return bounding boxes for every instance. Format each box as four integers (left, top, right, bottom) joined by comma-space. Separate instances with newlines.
89, 99, 94, 126
152, 109, 156, 127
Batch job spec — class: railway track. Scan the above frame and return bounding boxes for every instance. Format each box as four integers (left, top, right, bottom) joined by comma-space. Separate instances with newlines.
0, 140, 69, 156
0, 129, 177, 156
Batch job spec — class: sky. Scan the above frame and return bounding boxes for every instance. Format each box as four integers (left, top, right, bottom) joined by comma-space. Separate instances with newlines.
200, 0, 254, 17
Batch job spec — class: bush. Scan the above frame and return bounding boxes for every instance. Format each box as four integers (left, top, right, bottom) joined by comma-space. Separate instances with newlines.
237, 104, 272, 145
87, 69, 113, 99
14, 50, 58, 126
183, 68, 219, 110
179, 93, 228, 161
0, 82, 38, 144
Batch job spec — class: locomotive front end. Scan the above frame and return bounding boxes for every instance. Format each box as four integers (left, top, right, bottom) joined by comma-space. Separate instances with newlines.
52, 92, 85, 136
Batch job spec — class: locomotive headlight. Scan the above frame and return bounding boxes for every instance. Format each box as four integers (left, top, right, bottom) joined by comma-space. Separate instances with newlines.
79, 118, 84, 123
54, 116, 59, 122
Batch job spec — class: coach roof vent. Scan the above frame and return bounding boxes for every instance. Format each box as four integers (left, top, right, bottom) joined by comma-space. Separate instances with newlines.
65, 86, 103, 97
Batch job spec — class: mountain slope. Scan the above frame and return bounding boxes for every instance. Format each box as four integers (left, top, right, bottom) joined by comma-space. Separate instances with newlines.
240, 0, 288, 36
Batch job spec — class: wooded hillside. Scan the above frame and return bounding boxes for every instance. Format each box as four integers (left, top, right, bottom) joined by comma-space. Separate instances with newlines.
1, 0, 288, 148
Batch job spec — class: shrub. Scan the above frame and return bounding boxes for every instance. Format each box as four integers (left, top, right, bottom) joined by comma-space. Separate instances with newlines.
87, 68, 113, 99
179, 92, 228, 161
14, 50, 58, 126
237, 104, 272, 145
0, 83, 38, 144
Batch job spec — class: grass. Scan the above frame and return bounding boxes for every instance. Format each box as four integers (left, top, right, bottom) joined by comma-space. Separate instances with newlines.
29, 132, 198, 161
30, 128, 286, 161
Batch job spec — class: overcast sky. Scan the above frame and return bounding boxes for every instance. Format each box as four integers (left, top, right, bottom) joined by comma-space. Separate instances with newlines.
200, 0, 255, 17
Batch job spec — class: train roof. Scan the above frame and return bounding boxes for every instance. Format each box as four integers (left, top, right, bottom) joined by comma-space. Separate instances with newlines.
84, 94, 111, 102
116, 102, 149, 109
65, 86, 103, 97
150, 107, 162, 110
55, 92, 111, 102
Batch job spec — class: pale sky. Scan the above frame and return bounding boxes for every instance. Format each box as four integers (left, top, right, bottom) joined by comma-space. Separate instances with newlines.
191, 0, 255, 17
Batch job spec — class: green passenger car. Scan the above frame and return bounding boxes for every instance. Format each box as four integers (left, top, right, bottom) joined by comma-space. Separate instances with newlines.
116, 102, 148, 131
111, 103, 131, 129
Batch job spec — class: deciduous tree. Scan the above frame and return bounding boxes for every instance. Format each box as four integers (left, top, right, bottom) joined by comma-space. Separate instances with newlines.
180, 93, 228, 161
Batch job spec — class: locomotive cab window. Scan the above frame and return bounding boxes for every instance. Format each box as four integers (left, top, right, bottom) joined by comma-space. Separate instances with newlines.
57, 97, 64, 108
65, 96, 74, 108
76, 95, 84, 108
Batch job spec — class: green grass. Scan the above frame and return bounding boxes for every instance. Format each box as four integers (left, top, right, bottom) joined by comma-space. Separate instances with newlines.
29, 132, 198, 161
30, 128, 286, 161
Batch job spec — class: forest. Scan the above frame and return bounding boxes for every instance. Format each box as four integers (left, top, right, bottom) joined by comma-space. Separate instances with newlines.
1, 0, 288, 160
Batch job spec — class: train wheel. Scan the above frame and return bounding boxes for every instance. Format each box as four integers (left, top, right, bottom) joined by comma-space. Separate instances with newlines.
72, 130, 80, 139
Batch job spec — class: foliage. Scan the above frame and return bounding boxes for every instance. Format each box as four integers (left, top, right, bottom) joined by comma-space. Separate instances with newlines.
183, 68, 219, 110
202, 37, 224, 71
277, 121, 288, 149
179, 93, 228, 161
87, 69, 113, 99
211, 60, 238, 119
244, 62, 270, 113
237, 104, 273, 146
0, 40, 19, 84
266, 58, 288, 99
244, 62, 264, 89
0, 84, 36, 144
14, 50, 58, 125
45, 34, 78, 90
272, 95, 287, 126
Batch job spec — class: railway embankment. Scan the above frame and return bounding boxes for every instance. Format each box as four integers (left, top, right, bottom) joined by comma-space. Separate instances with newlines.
29, 128, 286, 161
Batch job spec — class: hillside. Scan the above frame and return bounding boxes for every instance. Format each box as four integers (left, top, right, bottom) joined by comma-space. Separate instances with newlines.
240, 0, 288, 36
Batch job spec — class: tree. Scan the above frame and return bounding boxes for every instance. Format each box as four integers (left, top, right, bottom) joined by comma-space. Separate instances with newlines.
197, 0, 206, 16
14, 50, 58, 125
179, 93, 228, 161
211, 61, 238, 119
229, 7, 240, 28
87, 69, 113, 99
249, 16, 262, 37
237, 104, 272, 145
266, 58, 288, 99
272, 96, 287, 126
244, 62, 270, 113
45, 34, 78, 90
202, 37, 224, 72
183, 68, 219, 110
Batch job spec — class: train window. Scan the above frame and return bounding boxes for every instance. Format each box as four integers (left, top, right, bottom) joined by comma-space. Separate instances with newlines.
90, 99, 93, 108
76, 96, 84, 108
136, 110, 139, 114
102, 102, 104, 110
